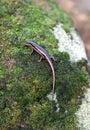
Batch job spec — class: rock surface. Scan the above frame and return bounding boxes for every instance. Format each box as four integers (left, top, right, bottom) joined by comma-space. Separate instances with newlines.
52, 23, 90, 130
56, 0, 90, 64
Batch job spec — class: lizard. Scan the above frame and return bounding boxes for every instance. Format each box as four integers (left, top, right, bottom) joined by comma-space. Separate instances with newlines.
23, 41, 55, 100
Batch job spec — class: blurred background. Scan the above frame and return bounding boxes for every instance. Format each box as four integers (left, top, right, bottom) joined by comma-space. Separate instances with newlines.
56, 0, 90, 63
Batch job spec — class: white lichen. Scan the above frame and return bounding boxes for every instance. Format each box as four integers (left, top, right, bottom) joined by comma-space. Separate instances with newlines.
76, 88, 90, 130
52, 23, 87, 62
47, 93, 60, 112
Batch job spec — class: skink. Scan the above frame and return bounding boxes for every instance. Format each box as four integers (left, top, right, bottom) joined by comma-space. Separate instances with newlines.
23, 41, 55, 99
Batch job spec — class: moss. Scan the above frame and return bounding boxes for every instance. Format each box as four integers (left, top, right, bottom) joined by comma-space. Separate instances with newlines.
46, 0, 73, 33
0, 0, 88, 130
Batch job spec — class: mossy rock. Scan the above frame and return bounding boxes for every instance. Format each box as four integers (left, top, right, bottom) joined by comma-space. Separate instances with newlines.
0, 0, 88, 130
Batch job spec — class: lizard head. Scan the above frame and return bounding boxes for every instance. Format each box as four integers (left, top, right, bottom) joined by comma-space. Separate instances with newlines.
23, 41, 33, 47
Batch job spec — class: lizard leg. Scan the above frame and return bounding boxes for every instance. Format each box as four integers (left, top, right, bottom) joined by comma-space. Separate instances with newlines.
30, 48, 34, 55
50, 56, 56, 61
38, 56, 44, 62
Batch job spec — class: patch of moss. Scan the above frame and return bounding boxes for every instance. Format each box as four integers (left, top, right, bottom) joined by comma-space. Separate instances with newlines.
0, 0, 88, 130
46, 0, 73, 33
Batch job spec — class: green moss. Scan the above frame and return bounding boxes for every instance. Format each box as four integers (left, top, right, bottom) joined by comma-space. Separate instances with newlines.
46, 0, 73, 33
0, 0, 88, 130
